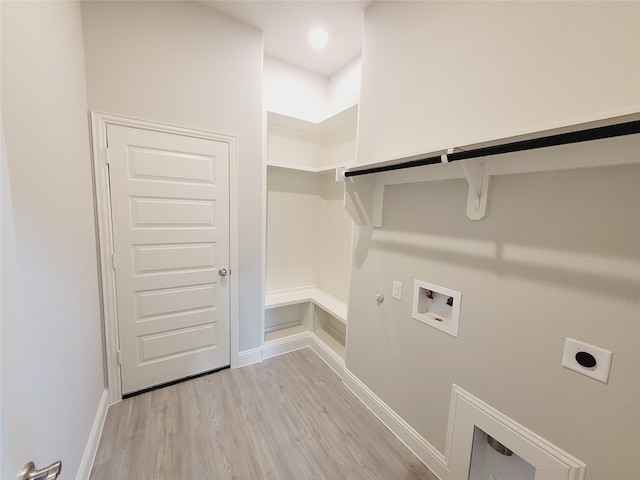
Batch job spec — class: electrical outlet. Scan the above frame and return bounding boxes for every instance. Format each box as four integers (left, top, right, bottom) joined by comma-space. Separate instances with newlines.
562, 337, 612, 383
392, 281, 402, 300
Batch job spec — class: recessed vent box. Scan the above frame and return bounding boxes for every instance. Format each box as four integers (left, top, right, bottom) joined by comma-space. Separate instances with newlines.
412, 279, 461, 337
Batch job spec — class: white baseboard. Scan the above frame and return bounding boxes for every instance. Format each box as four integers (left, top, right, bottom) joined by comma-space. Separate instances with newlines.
308, 333, 345, 379
341, 369, 449, 480
76, 389, 109, 480
235, 347, 263, 367
262, 331, 310, 360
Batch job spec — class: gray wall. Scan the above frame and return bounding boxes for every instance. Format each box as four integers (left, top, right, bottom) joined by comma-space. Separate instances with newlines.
349, 2, 640, 479
1, 2, 105, 477
347, 139, 640, 479
81, 1, 264, 352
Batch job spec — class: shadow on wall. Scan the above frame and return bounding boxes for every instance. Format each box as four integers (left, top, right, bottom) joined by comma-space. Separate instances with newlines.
353, 142, 639, 303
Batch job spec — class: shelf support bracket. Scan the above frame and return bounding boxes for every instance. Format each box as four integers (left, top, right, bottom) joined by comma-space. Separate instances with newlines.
342, 172, 377, 227
461, 158, 490, 220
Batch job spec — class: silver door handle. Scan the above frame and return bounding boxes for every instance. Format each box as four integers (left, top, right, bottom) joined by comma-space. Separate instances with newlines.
19, 461, 61, 480
218, 268, 228, 277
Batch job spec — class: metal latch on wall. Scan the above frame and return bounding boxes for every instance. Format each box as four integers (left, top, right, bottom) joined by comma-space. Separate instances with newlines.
19, 461, 61, 480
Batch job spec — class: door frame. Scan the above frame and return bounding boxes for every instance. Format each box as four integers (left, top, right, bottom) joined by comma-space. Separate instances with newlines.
90, 111, 239, 404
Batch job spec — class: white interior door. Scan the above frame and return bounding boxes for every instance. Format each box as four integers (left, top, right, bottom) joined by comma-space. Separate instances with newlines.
107, 124, 230, 395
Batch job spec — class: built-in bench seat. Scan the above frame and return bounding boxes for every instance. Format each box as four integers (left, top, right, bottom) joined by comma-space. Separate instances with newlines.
265, 288, 347, 325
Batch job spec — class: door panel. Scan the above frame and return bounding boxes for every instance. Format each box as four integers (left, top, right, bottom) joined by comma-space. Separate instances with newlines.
130, 197, 216, 227
133, 243, 215, 274
107, 124, 230, 395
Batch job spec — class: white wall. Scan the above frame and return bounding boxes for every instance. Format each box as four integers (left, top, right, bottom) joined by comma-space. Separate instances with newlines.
265, 169, 352, 303
264, 55, 359, 305
0, 125, 9, 480
1, 2, 105, 477
81, 0, 264, 352
316, 175, 353, 301
266, 169, 321, 293
264, 56, 329, 123
0, 127, 6, 480
264, 54, 361, 123
357, 1, 640, 165
327, 56, 361, 119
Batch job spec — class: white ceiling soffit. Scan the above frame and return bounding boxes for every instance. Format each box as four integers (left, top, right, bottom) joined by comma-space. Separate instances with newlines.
201, 1, 369, 77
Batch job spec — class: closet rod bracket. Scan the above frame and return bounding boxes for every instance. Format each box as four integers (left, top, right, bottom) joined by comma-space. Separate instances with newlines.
461, 158, 489, 220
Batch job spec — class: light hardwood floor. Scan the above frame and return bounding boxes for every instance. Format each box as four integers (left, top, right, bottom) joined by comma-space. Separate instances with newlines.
90, 348, 438, 479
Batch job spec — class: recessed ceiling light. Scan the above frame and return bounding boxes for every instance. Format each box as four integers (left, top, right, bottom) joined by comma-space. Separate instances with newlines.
308, 27, 329, 50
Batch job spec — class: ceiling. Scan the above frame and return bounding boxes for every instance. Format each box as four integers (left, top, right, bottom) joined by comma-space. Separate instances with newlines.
201, 1, 369, 77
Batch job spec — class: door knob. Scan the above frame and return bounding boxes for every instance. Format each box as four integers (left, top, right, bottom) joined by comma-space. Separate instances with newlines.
218, 268, 228, 277
19, 461, 61, 480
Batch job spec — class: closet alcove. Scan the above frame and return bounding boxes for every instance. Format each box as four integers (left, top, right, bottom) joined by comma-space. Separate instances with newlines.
264, 106, 358, 360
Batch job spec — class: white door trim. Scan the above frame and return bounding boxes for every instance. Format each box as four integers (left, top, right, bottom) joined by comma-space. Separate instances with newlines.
90, 111, 239, 404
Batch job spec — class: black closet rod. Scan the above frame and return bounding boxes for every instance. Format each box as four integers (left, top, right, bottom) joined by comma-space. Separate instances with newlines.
344, 120, 640, 178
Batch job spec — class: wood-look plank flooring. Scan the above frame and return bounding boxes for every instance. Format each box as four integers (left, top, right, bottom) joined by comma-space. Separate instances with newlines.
90, 348, 438, 480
